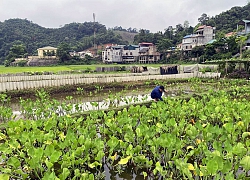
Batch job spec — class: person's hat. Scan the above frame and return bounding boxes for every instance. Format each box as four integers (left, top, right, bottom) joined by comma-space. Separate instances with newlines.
159, 86, 166, 92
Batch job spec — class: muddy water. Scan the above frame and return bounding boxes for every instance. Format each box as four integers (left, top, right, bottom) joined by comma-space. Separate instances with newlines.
11, 87, 193, 120
11, 90, 153, 119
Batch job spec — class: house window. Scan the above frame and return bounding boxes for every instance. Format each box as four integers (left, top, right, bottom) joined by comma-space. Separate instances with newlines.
126, 53, 128, 55
130, 52, 132, 55
108, 52, 110, 55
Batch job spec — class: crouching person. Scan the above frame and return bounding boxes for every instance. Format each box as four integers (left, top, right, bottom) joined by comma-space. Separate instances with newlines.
150, 85, 166, 102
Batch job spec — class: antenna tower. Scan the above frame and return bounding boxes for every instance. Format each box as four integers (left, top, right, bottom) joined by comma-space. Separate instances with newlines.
93, 13, 97, 50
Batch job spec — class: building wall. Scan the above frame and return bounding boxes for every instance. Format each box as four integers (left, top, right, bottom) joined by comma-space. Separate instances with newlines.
37, 49, 57, 58
245, 22, 250, 34
122, 48, 139, 63
181, 26, 215, 51
202, 27, 214, 44
102, 44, 159, 63
182, 37, 194, 50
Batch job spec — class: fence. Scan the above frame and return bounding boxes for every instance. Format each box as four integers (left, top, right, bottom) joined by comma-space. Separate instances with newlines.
180, 64, 218, 73
0, 72, 220, 92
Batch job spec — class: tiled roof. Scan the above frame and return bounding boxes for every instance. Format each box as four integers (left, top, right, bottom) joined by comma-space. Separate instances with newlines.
183, 34, 197, 39
197, 25, 212, 29
139, 42, 154, 45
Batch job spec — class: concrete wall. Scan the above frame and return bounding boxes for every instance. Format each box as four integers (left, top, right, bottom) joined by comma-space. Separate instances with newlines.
0, 72, 221, 92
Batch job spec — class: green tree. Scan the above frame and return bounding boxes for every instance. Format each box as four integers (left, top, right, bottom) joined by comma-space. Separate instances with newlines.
133, 29, 154, 44
191, 46, 205, 61
198, 13, 210, 25
204, 44, 216, 60
156, 38, 173, 60
235, 35, 248, 59
5, 44, 27, 66
57, 42, 71, 63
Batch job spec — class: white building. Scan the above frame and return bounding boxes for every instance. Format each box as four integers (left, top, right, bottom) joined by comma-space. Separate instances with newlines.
102, 43, 160, 64
102, 45, 124, 63
122, 45, 139, 63
181, 25, 215, 51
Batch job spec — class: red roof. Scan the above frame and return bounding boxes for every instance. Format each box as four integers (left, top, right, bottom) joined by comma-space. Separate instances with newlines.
139, 42, 154, 45
225, 32, 236, 37
197, 25, 212, 29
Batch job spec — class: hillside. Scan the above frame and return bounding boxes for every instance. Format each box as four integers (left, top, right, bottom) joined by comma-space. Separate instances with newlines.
1, 3, 250, 64
206, 3, 250, 33
0, 19, 126, 64
114, 31, 138, 44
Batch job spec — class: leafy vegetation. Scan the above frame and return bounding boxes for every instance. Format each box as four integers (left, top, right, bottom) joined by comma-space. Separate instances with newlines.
1, 79, 250, 179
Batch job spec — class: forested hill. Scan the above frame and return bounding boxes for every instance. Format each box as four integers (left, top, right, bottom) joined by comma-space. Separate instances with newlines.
206, 3, 250, 33
0, 18, 126, 64
1, 3, 250, 64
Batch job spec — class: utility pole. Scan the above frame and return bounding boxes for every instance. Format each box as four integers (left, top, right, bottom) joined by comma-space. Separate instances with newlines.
93, 13, 97, 56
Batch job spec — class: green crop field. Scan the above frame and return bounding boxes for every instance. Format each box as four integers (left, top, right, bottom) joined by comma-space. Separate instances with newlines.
0, 63, 200, 75
0, 65, 97, 74
1, 78, 250, 179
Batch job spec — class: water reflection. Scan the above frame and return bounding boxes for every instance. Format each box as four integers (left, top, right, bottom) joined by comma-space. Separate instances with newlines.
12, 92, 152, 120
71, 94, 152, 112
11, 86, 194, 120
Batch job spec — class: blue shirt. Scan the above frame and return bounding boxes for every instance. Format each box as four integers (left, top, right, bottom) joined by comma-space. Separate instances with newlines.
151, 86, 163, 101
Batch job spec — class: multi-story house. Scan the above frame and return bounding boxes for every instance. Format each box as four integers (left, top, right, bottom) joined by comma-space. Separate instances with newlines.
181, 25, 215, 51
102, 43, 160, 63
138, 42, 160, 63
237, 20, 250, 50
37, 46, 57, 58
122, 45, 139, 63
102, 45, 124, 63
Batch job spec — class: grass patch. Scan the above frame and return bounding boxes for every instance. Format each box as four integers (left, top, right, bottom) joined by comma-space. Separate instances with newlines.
0, 63, 204, 75
0, 64, 167, 74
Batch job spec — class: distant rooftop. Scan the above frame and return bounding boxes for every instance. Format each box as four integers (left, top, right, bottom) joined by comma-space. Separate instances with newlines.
38, 46, 57, 50
139, 42, 154, 46
183, 34, 197, 39
238, 20, 250, 25
207, 39, 217, 44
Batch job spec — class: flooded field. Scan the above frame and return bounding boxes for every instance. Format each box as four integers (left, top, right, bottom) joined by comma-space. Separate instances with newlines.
5, 79, 246, 179
9, 82, 196, 121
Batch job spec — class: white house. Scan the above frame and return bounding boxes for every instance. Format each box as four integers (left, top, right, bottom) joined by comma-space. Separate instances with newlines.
37, 46, 57, 58
102, 43, 160, 63
181, 25, 215, 51
102, 45, 124, 63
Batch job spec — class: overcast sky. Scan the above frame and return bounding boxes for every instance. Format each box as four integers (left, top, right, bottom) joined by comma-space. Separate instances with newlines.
0, 0, 248, 32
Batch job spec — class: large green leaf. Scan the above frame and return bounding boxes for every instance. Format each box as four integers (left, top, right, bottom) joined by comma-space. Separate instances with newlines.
118, 156, 131, 165
0, 174, 10, 180
59, 168, 70, 180
240, 156, 250, 171
50, 150, 62, 163
232, 143, 247, 156
7, 157, 20, 169
207, 159, 218, 175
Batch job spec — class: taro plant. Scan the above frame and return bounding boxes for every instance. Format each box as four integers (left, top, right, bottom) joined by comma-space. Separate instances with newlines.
3, 79, 250, 179
0, 93, 13, 122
